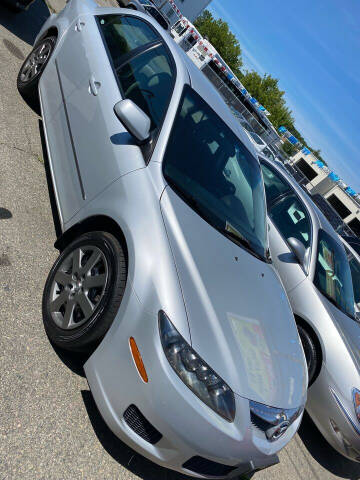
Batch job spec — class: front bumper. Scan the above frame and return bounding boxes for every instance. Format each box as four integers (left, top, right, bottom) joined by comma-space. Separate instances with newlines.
307, 366, 360, 462
84, 286, 298, 478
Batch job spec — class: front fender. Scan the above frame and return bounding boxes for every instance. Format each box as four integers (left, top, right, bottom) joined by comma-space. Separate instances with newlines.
62, 168, 191, 344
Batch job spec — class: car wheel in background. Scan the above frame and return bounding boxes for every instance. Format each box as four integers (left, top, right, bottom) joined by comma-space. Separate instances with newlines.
42, 232, 127, 352
298, 324, 319, 386
17, 36, 56, 114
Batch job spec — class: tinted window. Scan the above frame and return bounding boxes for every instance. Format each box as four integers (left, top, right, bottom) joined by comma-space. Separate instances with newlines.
117, 44, 174, 130
98, 15, 159, 69
269, 194, 312, 251
349, 257, 360, 306
314, 230, 355, 317
174, 21, 187, 36
163, 86, 267, 260
260, 162, 291, 206
345, 248, 360, 306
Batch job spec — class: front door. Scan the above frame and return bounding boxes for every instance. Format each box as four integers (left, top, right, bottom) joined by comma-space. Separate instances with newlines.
55, 14, 147, 208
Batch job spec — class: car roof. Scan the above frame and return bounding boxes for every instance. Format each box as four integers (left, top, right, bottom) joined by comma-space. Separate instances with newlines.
258, 155, 341, 240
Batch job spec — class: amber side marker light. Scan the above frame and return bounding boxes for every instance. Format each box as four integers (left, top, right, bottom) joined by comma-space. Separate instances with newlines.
129, 337, 148, 383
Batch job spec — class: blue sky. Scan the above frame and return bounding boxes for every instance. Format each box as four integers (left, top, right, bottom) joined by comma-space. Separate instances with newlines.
208, 0, 360, 193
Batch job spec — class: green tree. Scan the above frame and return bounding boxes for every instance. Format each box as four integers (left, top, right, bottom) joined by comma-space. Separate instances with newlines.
281, 142, 297, 157
194, 10, 242, 77
194, 14, 326, 163
240, 71, 294, 129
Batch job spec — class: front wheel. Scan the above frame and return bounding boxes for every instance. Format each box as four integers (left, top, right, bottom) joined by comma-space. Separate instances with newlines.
42, 231, 127, 352
17, 36, 56, 113
298, 324, 319, 386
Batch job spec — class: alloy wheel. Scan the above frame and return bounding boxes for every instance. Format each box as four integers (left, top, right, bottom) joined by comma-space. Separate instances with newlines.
49, 245, 109, 330
20, 41, 52, 83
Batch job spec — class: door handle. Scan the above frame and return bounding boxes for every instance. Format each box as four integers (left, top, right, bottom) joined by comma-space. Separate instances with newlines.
75, 20, 85, 32
89, 75, 101, 96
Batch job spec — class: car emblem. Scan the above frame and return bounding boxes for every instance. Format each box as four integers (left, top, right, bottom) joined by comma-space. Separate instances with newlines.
266, 420, 290, 442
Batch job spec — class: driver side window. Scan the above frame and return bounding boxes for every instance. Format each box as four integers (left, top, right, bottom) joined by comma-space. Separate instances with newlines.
260, 162, 311, 250
98, 15, 175, 133
116, 45, 174, 131
269, 195, 311, 250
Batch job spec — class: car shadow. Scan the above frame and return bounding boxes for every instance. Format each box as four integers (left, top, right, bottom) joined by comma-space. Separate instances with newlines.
49, 340, 89, 377
0, 0, 50, 46
298, 412, 360, 479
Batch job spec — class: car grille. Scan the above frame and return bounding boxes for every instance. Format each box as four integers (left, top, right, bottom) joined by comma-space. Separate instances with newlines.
123, 405, 162, 445
183, 456, 237, 477
250, 411, 273, 432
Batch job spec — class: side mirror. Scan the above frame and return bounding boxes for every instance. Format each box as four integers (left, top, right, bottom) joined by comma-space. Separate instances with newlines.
355, 311, 360, 323
114, 99, 151, 144
287, 237, 306, 267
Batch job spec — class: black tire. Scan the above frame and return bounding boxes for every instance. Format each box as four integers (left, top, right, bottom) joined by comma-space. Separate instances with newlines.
298, 324, 319, 386
42, 231, 127, 352
17, 35, 56, 114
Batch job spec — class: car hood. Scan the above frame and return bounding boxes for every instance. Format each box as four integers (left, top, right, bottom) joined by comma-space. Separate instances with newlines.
160, 187, 307, 409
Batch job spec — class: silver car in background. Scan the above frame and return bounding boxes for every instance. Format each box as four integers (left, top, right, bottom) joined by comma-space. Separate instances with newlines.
259, 155, 360, 461
16, 0, 307, 477
119, 0, 170, 30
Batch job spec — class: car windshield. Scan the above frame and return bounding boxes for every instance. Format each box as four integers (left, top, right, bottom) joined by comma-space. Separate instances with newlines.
314, 230, 355, 317
163, 86, 267, 260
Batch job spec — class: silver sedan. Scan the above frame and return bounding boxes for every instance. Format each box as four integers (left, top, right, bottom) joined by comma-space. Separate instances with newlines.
259, 155, 360, 461
16, 1, 307, 477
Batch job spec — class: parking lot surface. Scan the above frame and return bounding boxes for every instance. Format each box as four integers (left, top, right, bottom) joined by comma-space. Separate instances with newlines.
1, 2, 360, 479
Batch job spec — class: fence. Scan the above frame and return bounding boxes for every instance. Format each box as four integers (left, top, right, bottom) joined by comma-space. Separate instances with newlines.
201, 64, 280, 149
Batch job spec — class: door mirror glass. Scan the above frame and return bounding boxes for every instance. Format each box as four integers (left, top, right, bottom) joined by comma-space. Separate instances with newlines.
114, 99, 151, 143
355, 311, 360, 323
287, 237, 306, 266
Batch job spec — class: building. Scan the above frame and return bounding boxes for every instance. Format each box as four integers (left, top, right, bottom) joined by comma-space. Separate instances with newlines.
153, 0, 212, 24
289, 151, 360, 236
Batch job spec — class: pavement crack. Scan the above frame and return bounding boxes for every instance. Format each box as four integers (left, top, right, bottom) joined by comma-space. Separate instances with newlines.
0, 141, 42, 161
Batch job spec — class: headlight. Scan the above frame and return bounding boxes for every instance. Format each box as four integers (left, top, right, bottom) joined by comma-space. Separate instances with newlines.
250, 400, 303, 442
159, 311, 235, 422
353, 388, 360, 423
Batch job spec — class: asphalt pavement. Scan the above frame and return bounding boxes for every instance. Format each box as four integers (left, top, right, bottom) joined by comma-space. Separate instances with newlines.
0, 1, 360, 479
